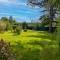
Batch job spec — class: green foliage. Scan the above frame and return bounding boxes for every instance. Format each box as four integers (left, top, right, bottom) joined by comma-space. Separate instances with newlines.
13, 25, 22, 35
40, 15, 50, 27
56, 17, 60, 42
0, 17, 11, 31
22, 22, 28, 32
40, 46, 58, 60
0, 16, 17, 31
1, 17, 8, 22
24, 29, 27, 32
5, 22, 11, 31
0, 21, 6, 32
56, 17, 60, 59
22, 22, 28, 29
9, 16, 13, 24
16, 26, 21, 35
9, 16, 16, 23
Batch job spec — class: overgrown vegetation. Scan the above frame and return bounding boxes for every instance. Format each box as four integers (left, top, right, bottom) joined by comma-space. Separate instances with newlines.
0, 39, 15, 60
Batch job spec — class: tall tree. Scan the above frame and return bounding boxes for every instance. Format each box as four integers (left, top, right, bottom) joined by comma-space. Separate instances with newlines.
9, 16, 16, 24
9, 16, 13, 24
27, 0, 60, 32
1, 17, 8, 22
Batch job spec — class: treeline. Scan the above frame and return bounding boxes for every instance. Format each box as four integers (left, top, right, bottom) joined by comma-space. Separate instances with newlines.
0, 16, 22, 34
0, 16, 56, 34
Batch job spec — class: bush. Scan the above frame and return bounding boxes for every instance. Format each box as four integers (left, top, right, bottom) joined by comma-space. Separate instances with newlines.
15, 26, 22, 35
24, 29, 27, 32
0, 39, 15, 60
22, 22, 28, 29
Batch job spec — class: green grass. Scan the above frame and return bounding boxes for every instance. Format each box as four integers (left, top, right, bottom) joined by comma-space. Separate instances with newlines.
0, 30, 56, 44
0, 30, 58, 60
0, 30, 57, 48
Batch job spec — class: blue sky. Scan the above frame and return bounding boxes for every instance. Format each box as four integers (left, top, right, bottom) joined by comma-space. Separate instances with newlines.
0, 0, 44, 22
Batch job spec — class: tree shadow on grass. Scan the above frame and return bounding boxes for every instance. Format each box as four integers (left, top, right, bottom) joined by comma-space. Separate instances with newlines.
11, 42, 25, 60
27, 40, 57, 48
26, 33, 56, 41
11, 41, 41, 60
11, 41, 58, 60
26, 34, 56, 47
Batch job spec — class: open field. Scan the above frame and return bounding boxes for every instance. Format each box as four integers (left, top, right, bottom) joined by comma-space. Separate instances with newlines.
0, 30, 58, 60
0, 30, 57, 44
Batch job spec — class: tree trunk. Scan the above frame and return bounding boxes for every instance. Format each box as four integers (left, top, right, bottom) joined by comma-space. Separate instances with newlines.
49, 5, 54, 33
49, 21, 52, 32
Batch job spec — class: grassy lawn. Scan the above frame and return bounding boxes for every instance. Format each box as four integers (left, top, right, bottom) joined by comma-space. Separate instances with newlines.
0, 30, 57, 47
0, 30, 56, 43
0, 30, 58, 60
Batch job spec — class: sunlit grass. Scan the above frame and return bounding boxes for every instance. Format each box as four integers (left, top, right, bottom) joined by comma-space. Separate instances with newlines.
0, 30, 52, 43
0, 30, 57, 48
0, 30, 58, 60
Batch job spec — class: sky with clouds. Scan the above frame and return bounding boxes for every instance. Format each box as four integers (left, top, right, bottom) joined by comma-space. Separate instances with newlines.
0, 0, 44, 22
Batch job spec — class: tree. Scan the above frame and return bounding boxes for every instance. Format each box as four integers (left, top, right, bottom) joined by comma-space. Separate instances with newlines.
27, 0, 60, 32
22, 22, 28, 29
0, 21, 6, 32
40, 15, 50, 27
9, 16, 13, 24
15, 26, 21, 35
1, 17, 8, 22
9, 16, 17, 31
0, 17, 12, 31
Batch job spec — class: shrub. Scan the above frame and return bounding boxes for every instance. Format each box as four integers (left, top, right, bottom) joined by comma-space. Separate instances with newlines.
22, 22, 28, 29
0, 39, 15, 60
15, 26, 22, 35
23, 26, 27, 32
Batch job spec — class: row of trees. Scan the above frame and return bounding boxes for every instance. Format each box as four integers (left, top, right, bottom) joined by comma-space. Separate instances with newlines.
0, 16, 16, 31
0, 16, 21, 34
0, 16, 57, 34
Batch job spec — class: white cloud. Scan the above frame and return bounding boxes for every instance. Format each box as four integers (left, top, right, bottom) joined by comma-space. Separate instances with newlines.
0, 12, 10, 15
0, 0, 9, 3
0, 0, 26, 6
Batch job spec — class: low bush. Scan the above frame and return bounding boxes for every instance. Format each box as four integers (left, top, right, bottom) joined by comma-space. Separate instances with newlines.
24, 29, 27, 32
0, 39, 15, 60
15, 26, 22, 35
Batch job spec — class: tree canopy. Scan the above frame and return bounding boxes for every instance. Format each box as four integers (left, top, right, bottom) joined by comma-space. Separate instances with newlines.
27, 0, 60, 32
